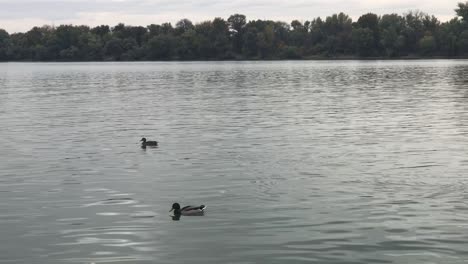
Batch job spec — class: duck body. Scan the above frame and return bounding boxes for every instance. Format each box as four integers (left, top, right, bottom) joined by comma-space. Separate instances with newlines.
170, 203, 205, 216
140, 137, 158, 147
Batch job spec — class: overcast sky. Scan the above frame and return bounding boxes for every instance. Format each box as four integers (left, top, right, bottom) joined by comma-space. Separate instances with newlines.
0, 0, 463, 33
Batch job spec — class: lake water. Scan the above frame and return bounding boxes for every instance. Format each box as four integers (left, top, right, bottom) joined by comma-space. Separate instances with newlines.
1, 60, 468, 264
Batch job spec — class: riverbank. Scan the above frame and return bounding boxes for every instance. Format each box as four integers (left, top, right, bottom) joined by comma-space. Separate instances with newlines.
2, 56, 468, 62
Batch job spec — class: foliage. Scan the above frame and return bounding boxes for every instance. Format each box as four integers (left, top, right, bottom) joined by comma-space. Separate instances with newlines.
456, 1, 468, 22
1, 2, 468, 61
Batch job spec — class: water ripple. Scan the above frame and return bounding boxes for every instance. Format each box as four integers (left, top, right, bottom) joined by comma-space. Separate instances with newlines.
1, 61, 468, 263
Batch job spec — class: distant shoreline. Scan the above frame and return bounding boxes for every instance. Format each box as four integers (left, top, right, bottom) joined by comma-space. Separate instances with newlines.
1, 3, 468, 63
2, 56, 468, 63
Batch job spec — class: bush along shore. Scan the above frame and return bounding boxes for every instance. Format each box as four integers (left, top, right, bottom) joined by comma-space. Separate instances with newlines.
1, 2, 468, 61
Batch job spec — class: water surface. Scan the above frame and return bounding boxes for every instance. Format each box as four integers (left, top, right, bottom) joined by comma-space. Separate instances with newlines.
1, 61, 468, 263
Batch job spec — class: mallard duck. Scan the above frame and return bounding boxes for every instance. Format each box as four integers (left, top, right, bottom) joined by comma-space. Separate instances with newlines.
140, 137, 158, 147
170, 203, 205, 216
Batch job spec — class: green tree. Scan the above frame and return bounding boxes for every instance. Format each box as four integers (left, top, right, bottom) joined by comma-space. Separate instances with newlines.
84, 33, 105, 60
228, 14, 246, 54
352, 28, 374, 56
323, 13, 353, 55
456, 1, 468, 22
91, 25, 110, 37
194, 21, 215, 58
147, 24, 162, 37
458, 30, 468, 54
357, 13, 380, 53
55, 25, 85, 50
104, 38, 124, 60
436, 18, 461, 56
380, 27, 399, 56
177, 29, 198, 59
0, 29, 10, 61
423, 15, 440, 33
402, 11, 427, 54
242, 27, 258, 57
419, 35, 436, 55
111, 24, 147, 46
228, 14, 247, 33
290, 20, 307, 47
256, 23, 275, 58
176, 19, 194, 35
146, 35, 174, 59
60, 46, 80, 60
211, 18, 230, 58
160, 23, 174, 35
309, 18, 326, 53
281, 46, 301, 59
379, 14, 405, 56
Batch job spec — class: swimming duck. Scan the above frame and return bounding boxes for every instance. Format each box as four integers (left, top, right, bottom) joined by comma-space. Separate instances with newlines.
140, 137, 158, 147
170, 203, 205, 216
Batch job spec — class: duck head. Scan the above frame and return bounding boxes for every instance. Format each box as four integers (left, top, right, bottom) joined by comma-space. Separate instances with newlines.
170, 202, 181, 214
140, 138, 147, 143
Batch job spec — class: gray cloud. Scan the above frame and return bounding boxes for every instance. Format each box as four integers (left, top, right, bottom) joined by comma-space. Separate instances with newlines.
0, 0, 462, 32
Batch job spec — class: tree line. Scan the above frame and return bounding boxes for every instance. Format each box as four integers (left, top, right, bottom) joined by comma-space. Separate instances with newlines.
1, 2, 468, 61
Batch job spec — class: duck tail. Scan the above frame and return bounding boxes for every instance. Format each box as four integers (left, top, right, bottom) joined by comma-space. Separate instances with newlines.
199, 205, 206, 210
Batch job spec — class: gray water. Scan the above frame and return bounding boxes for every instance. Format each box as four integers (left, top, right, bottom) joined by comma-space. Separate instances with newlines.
1, 61, 468, 264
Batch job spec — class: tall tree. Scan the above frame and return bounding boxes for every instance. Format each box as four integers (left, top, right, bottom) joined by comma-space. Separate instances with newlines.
456, 1, 468, 22
228, 14, 246, 54
352, 28, 374, 56
357, 13, 380, 54
0, 29, 9, 61
176, 19, 194, 35
228, 14, 246, 33
323, 13, 353, 55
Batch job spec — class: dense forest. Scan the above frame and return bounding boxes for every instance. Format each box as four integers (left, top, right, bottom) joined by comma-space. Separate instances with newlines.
1, 2, 468, 61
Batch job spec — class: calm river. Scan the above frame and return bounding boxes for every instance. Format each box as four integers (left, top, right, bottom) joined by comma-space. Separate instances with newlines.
1, 61, 468, 263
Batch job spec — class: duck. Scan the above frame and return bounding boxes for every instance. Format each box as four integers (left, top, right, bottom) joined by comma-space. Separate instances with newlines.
140, 137, 158, 147
170, 202, 205, 216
